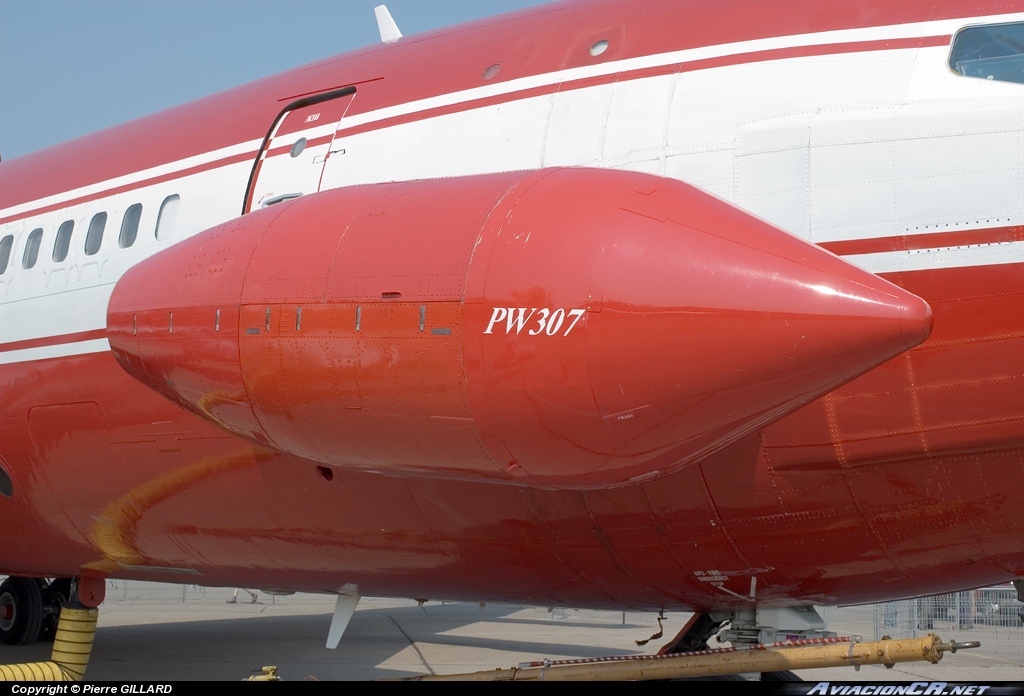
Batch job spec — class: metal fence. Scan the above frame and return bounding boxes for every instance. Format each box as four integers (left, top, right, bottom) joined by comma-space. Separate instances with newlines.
823, 585, 1024, 665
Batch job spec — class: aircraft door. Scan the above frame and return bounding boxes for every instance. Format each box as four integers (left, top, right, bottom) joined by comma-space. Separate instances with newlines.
244, 86, 356, 213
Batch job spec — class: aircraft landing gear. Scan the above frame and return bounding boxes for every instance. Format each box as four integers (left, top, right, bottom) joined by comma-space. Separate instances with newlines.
660, 611, 733, 654
0, 578, 74, 645
660, 607, 835, 681
0, 577, 101, 681
0, 577, 44, 645
39, 579, 73, 642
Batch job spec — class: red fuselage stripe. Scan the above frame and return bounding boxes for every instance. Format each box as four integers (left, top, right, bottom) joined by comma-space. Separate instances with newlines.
335, 35, 951, 140
276, 77, 384, 103
0, 328, 108, 354
0, 151, 258, 228
818, 224, 1024, 256
0, 35, 949, 229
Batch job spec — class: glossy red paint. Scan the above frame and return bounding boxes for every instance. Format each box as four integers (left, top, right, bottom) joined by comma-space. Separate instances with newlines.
2, 319, 1022, 610
109, 169, 930, 488
2, 0, 1024, 617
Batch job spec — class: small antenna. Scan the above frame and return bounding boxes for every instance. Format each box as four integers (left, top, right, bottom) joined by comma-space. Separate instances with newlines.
374, 5, 403, 43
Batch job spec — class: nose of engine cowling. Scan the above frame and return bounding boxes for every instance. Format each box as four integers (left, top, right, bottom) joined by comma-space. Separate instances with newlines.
473, 170, 932, 487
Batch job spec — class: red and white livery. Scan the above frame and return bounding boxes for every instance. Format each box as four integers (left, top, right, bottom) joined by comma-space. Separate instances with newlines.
1, 0, 1024, 653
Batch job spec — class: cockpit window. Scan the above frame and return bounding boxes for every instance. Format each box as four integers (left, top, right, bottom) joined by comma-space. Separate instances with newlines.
950, 22, 1024, 84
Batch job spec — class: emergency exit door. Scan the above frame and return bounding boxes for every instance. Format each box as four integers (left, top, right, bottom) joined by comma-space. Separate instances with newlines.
244, 86, 356, 213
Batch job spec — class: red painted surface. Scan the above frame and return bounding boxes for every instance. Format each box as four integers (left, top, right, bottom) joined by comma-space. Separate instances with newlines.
326, 35, 952, 144
0, 0, 1023, 614
0, 329, 107, 355
76, 574, 105, 608
818, 225, 1024, 256
108, 169, 930, 488
4, 320, 1024, 609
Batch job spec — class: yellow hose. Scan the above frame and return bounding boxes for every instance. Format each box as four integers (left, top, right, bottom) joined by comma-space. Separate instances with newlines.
0, 606, 98, 681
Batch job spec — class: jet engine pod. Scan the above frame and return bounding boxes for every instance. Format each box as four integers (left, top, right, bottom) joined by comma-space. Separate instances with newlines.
107, 168, 931, 488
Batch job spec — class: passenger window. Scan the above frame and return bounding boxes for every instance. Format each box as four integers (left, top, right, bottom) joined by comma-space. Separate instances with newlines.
0, 235, 12, 275
22, 228, 42, 269
84, 212, 106, 256
951, 22, 1024, 84
155, 194, 180, 241
52, 221, 73, 263
119, 203, 142, 248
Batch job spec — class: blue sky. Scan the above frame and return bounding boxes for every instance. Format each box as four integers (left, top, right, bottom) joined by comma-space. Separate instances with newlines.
0, 1, 550, 160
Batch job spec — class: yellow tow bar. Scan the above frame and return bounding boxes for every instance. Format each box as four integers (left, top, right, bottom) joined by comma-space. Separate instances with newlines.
395, 634, 979, 681
0, 606, 98, 681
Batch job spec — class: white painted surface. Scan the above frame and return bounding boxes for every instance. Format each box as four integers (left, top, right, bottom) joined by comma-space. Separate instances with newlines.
4, 15, 1024, 360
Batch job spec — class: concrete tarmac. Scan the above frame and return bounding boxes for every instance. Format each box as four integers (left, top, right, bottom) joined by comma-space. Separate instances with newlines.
0, 582, 1022, 681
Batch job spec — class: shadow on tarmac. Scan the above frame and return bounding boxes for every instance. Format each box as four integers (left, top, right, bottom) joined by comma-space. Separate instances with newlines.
0, 597, 656, 681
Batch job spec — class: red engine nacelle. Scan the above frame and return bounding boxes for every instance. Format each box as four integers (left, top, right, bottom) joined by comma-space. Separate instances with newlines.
107, 168, 931, 488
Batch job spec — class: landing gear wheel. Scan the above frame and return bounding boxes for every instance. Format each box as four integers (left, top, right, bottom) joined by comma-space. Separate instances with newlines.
39, 578, 73, 642
0, 577, 44, 645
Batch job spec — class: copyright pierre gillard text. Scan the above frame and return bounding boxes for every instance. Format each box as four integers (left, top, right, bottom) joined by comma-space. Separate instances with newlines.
11, 687, 171, 695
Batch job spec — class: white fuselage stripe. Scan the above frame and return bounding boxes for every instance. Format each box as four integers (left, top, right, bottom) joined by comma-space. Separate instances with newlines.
4, 11, 1023, 222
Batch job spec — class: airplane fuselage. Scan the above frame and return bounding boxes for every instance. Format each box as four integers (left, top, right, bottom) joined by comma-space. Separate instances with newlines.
2, 0, 1024, 610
